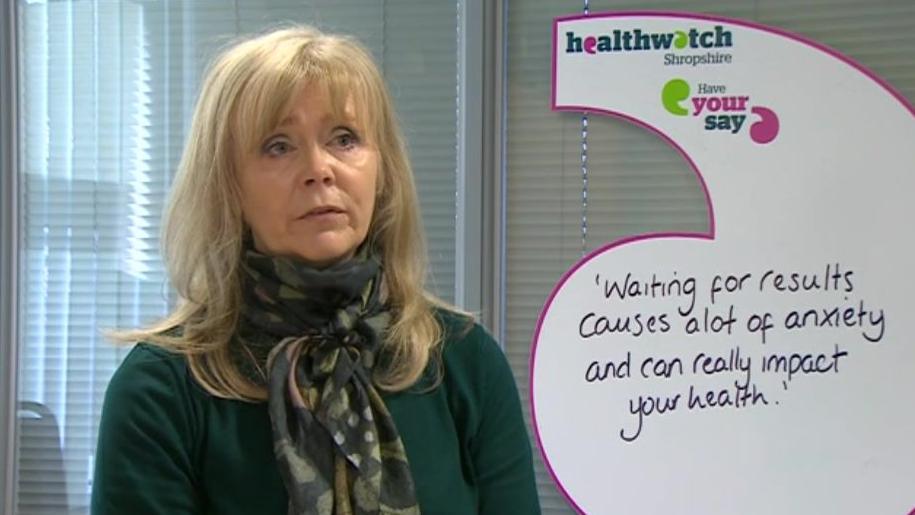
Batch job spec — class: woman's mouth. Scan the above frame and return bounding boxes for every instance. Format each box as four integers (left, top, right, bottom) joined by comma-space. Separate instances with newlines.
300, 205, 346, 221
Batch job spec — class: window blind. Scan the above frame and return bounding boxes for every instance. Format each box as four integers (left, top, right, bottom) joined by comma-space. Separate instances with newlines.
503, 1, 915, 513
14, 1, 459, 513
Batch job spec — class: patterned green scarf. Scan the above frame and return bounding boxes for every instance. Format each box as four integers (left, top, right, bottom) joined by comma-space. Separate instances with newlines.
236, 248, 420, 515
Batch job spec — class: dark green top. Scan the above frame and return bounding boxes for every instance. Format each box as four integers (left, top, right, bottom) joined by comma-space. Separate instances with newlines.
91, 313, 541, 514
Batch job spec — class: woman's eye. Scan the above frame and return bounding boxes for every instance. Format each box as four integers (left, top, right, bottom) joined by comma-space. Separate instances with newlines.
262, 139, 292, 157
333, 131, 360, 150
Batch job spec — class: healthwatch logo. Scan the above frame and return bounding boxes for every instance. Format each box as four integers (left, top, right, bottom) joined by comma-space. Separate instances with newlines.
565, 25, 732, 53
661, 78, 780, 144
565, 25, 735, 66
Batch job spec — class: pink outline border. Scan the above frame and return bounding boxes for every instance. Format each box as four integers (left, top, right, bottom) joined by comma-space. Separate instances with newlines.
538, 10, 915, 514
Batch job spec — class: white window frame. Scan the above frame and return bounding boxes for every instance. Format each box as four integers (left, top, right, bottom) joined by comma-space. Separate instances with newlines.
1, 0, 22, 511
459, 0, 505, 334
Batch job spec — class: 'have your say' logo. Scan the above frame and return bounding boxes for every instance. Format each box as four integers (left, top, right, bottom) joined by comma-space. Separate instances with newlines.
661, 79, 780, 144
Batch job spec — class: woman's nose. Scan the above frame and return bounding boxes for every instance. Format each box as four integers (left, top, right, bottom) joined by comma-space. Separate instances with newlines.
301, 145, 335, 186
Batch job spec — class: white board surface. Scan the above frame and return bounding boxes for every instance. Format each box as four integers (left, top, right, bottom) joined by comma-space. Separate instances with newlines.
533, 12, 915, 515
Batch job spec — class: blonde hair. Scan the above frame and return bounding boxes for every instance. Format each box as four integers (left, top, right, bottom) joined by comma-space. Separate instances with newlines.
113, 25, 454, 400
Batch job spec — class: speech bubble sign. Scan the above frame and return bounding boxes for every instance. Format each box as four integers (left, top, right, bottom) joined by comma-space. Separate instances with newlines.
532, 12, 915, 515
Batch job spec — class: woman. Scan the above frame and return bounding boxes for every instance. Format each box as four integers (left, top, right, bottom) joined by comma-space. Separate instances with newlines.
91, 26, 540, 515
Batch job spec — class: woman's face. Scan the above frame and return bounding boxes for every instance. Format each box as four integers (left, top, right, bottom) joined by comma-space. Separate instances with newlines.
237, 83, 378, 268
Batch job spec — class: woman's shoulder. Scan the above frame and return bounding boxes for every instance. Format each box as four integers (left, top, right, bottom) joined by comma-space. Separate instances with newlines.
432, 307, 514, 391
115, 341, 188, 375
100, 342, 206, 450
105, 342, 199, 403
434, 308, 497, 359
